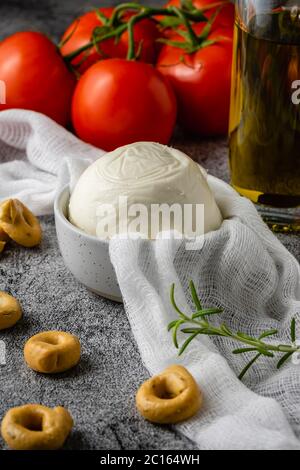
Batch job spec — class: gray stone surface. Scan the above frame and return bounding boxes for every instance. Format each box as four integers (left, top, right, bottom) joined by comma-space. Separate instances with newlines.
0, 216, 196, 450
0, 0, 299, 451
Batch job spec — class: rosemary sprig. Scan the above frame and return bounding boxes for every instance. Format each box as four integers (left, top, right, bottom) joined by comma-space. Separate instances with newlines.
168, 281, 299, 380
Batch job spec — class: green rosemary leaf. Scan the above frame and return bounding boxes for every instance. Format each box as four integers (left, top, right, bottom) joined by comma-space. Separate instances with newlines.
181, 328, 202, 334
179, 331, 201, 355
192, 308, 223, 319
198, 329, 226, 336
258, 329, 278, 340
257, 348, 274, 358
238, 353, 262, 380
195, 328, 214, 335
277, 351, 294, 369
169, 281, 300, 381
236, 332, 256, 341
189, 280, 202, 311
167, 320, 179, 332
232, 348, 258, 354
220, 324, 232, 335
173, 320, 185, 349
291, 317, 296, 343
170, 283, 186, 318
278, 344, 294, 352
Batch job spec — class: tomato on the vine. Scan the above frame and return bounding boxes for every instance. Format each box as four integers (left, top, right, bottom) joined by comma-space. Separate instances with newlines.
0, 32, 75, 126
156, 24, 233, 136
71, 59, 177, 151
60, 8, 160, 74
164, 0, 234, 30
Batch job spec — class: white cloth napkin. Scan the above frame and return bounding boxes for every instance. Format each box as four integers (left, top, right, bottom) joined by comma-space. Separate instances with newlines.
0, 109, 104, 215
1, 109, 300, 450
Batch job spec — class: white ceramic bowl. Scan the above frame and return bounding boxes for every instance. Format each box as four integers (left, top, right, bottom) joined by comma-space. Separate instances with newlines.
54, 185, 122, 302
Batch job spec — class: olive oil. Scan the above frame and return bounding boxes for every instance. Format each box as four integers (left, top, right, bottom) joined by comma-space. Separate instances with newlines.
229, 9, 300, 230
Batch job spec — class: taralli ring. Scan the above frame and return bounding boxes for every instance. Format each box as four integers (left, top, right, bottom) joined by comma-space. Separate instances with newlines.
136, 365, 202, 424
24, 331, 81, 374
0, 291, 22, 330
1, 404, 73, 450
0, 199, 42, 248
0, 227, 8, 254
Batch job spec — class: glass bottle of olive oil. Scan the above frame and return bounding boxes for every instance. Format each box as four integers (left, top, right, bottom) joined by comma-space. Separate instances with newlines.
229, 1, 300, 232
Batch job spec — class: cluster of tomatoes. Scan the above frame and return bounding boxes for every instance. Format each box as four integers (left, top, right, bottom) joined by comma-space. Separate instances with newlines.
0, 0, 234, 151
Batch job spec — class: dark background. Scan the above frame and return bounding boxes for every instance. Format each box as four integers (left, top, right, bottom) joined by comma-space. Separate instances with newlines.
0, 0, 162, 42
0, 0, 299, 452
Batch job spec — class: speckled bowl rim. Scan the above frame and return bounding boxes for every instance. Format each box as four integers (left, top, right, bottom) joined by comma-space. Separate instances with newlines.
54, 185, 109, 245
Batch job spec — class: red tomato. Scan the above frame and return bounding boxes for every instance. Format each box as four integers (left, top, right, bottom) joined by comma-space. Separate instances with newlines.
60, 8, 160, 74
164, 0, 235, 30
156, 25, 233, 136
72, 59, 177, 151
0, 32, 75, 126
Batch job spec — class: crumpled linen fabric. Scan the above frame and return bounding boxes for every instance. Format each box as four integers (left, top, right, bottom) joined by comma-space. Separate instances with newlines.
1, 109, 299, 449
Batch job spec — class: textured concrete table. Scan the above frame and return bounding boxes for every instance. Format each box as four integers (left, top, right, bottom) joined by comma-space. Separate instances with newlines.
0, 0, 299, 450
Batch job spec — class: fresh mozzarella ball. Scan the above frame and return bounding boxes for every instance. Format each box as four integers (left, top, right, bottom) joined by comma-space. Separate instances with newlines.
69, 142, 222, 239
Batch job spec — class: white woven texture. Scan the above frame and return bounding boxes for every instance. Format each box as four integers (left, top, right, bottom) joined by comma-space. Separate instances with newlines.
0, 109, 103, 215
0, 110, 300, 449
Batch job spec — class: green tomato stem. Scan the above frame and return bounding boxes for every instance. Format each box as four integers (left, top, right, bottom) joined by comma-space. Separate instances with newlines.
170, 6, 200, 47
63, 23, 128, 62
63, 3, 210, 64
109, 2, 144, 27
